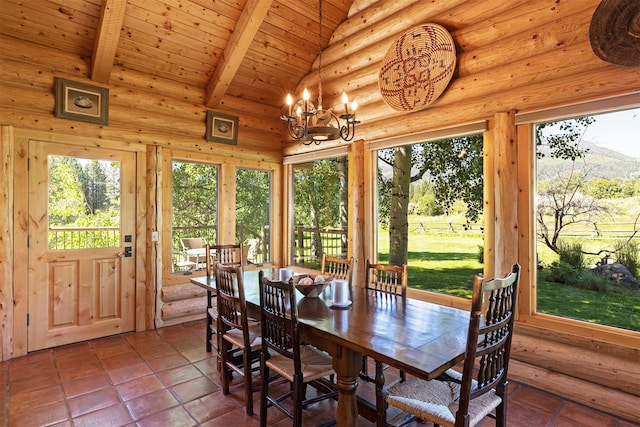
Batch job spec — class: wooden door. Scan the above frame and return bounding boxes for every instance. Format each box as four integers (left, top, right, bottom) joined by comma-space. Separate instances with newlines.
28, 141, 137, 351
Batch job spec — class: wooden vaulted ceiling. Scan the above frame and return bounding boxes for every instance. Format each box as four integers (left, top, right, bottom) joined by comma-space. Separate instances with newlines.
1, 0, 359, 111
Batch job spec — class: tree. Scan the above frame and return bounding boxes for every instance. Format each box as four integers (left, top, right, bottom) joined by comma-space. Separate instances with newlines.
171, 161, 218, 246
293, 159, 345, 257
378, 135, 483, 265
48, 156, 86, 226
236, 168, 270, 242
536, 166, 608, 254
80, 160, 110, 215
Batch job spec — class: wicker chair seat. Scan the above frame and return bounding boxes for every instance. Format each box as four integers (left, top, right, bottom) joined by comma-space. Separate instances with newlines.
266, 344, 334, 383
222, 322, 262, 349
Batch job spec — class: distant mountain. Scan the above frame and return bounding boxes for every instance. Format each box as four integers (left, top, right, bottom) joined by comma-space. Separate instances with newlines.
537, 141, 640, 180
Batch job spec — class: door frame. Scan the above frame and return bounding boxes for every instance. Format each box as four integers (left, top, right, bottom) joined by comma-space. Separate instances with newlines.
11, 129, 150, 358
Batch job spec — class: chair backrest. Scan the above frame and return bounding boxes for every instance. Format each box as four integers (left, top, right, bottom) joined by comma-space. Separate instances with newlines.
211, 243, 243, 265
258, 271, 302, 375
206, 244, 243, 277
181, 237, 207, 250
216, 263, 250, 345
321, 254, 353, 284
457, 263, 521, 421
364, 260, 408, 297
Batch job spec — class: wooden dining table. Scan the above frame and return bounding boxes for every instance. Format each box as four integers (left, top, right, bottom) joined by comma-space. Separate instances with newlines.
190, 269, 470, 427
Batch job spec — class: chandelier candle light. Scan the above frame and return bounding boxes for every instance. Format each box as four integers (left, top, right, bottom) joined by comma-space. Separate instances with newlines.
280, 0, 360, 145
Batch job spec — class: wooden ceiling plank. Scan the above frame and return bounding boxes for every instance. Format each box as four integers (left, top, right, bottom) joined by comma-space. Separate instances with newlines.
92, 0, 128, 83
205, 0, 274, 107
126, 1, 235, 40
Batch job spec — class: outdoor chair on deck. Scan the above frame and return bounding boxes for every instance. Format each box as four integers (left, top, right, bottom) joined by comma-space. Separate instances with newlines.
180, 237, 208, 268
217, 262, 261, 415
382, 264, 521, 427
361, 260, 408, 425
259, 271, 338, 427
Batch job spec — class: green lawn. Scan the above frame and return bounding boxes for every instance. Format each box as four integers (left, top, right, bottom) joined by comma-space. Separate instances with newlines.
377, 228, 640, 332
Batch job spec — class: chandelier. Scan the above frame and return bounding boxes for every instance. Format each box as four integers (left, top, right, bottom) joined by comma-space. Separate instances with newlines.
280, 0, 359, 145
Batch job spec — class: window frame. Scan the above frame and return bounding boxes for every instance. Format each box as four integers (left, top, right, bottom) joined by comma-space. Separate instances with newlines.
367, 122, 488, 310
235, 166, 272, 265
284, 147, 350, 267
515, 95, 640, 348
161, 148, 280, 285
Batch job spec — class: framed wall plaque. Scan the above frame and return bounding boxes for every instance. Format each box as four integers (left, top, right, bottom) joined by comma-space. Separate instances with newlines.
206, 111, 238, 145
54, 78, 109, 125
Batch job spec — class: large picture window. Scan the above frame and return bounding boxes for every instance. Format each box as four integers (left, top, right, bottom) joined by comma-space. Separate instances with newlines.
236, 167, 271, 265
374, 134, 484, 299
291, 156, 348, 269
534, 108, 640, 332
171, 160, 219, 273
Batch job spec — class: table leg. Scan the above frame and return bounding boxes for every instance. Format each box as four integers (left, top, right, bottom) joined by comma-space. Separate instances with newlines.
333, 347, 361, 427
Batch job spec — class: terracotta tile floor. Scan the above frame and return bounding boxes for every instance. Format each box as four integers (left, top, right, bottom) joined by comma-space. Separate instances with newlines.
1, 320, 636, 427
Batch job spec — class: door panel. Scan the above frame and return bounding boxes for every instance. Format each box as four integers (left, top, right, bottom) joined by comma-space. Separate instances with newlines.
28, 141, 136, 351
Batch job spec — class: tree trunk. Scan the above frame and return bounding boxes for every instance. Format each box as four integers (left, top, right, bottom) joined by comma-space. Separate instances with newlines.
338, 157, 348, 256
389, 146, 410, 266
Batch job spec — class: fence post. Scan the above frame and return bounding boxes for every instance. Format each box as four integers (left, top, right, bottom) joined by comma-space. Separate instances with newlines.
296, 224, 304, 263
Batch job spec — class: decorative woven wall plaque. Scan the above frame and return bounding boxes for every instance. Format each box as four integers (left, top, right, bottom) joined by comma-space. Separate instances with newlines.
379, 24, 457, 111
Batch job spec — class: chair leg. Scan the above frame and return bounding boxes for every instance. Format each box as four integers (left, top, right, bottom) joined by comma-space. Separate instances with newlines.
375, 361, 387, 427
243, 349, 253, 415
220, 341, 231, 395
293, 376, 304, 427
495, 381, 508, 427
362, 355, 370, 378
260, 358, 269, 427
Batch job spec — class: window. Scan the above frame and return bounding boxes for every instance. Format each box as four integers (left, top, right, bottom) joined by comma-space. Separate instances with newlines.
171, 160, 219, 273
291, 156, 348, 269
48, 156, 121, 250
236, 168, 271, 265
534, 108, 640, 332
374, 133, 484, 299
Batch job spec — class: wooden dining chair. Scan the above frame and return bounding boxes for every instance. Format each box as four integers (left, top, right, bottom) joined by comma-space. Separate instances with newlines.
321, 253, 353, 284
360, 260, 408, 424
217, 262, 262, 415
204, 244, 243, 356
258, 271, 338, 427
382, 264, 521, 427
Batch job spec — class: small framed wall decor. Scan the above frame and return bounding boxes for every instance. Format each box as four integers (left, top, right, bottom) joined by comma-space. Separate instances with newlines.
206, 111, 238, 145
54, 78, 109, 125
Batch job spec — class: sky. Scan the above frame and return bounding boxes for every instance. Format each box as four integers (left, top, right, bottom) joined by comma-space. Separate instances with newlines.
582, 107, 640, 159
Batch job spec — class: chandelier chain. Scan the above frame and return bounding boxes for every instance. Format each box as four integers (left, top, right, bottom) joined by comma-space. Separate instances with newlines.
317, 0, 323, 109
279, 0, 359, 144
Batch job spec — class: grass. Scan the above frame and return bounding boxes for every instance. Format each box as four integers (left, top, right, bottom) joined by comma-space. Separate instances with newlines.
536, 279, 640, 331
378, 232, 483, 298
377, 226, 640, 332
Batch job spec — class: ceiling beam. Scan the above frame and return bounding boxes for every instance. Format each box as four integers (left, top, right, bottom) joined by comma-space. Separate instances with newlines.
91, 0, 127, 84
205, 0, 273, 108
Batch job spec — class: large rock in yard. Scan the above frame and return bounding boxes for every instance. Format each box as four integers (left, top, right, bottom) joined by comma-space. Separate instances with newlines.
593, 263, 639, 290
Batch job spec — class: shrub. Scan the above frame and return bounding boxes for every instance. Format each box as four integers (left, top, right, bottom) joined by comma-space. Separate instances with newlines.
476, 245, 484, 264
614, 241, 639, 278
547, 260, 581, 286
578, 269, 611, 292
557, 240, 584, 269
